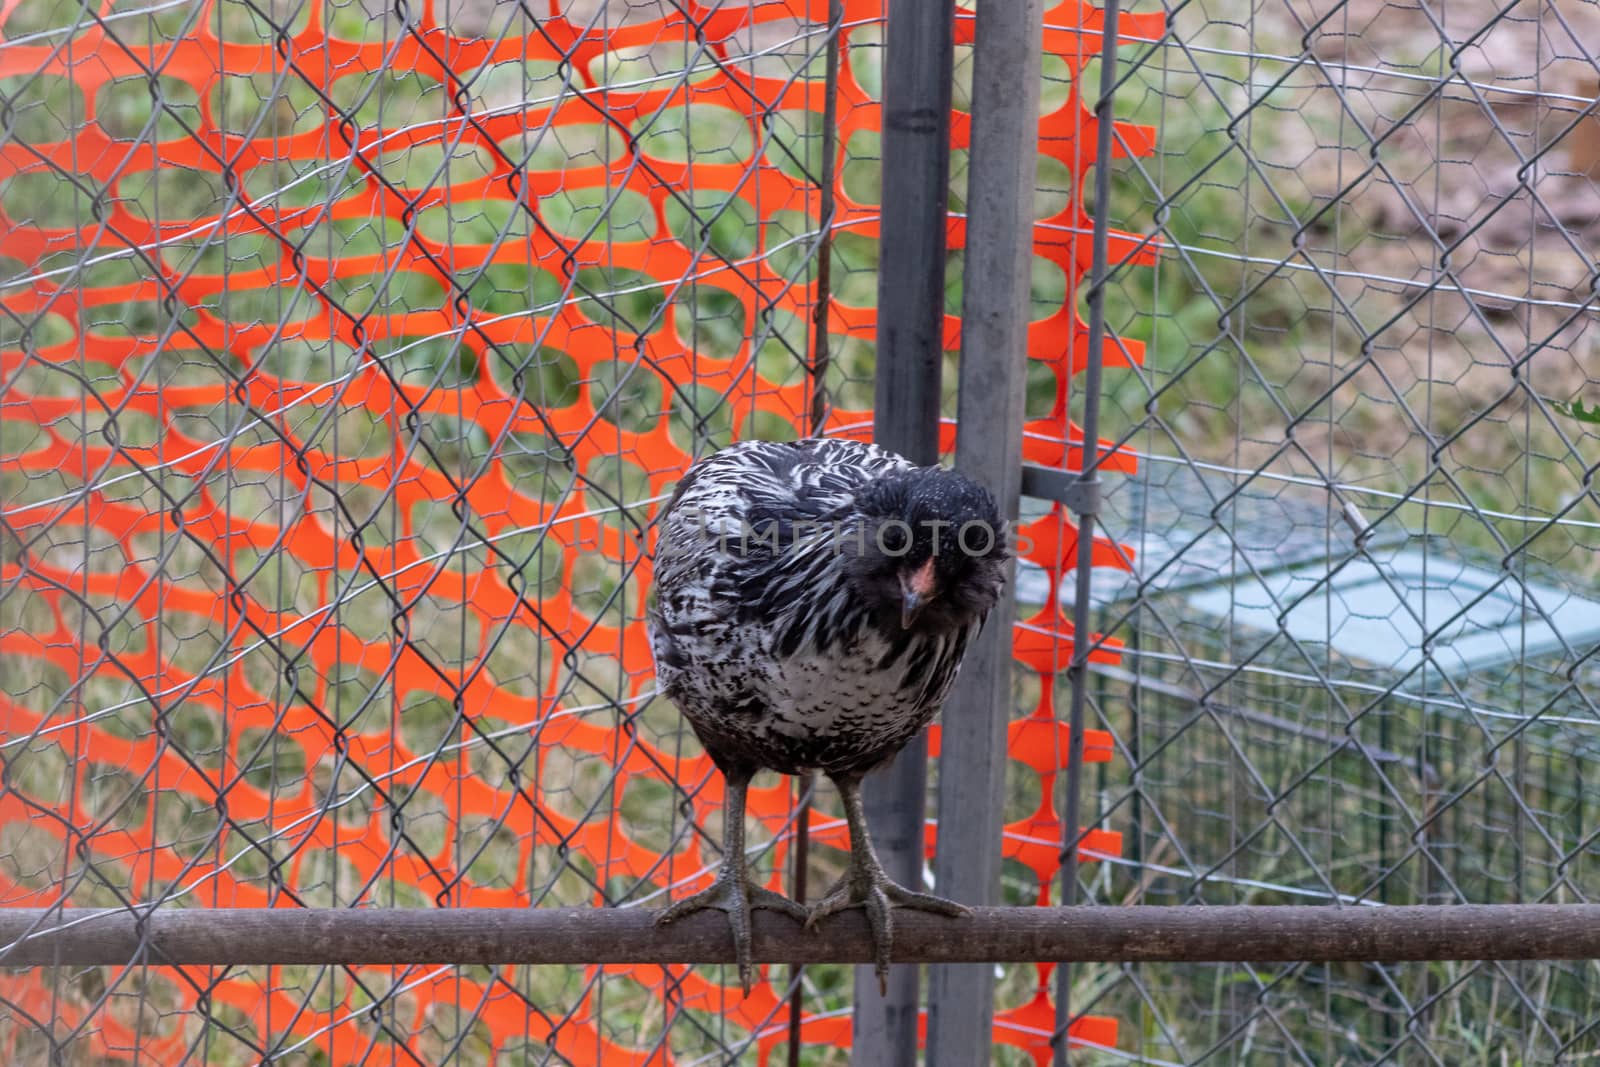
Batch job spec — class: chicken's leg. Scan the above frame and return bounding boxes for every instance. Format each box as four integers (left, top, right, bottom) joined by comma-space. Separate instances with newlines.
656, 770, 807, 993
804, 773, 970, 994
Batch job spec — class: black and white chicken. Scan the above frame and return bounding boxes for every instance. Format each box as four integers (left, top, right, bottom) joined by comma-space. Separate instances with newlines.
648, 437, 1008, 993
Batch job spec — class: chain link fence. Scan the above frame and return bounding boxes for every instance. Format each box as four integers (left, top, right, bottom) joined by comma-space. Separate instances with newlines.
0, 0, 1138, 1060
0, 0, 855, 1060
1064, 1, 1600, 1062
3, 0, 1599, 1063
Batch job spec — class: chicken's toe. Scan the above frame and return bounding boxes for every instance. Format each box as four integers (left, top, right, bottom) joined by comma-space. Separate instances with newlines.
658, 874, 803, 993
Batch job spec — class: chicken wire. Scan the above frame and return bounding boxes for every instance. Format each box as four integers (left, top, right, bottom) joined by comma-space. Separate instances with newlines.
0, 0, 1147, 1062
1056, 1, 1600, 1063
8, 0, 1596, 1062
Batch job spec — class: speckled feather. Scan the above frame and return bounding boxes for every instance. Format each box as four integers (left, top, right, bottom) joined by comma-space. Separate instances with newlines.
648, 438, 1006, 779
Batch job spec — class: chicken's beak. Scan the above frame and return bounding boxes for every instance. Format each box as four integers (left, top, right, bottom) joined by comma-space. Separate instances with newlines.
900, 588, 925, 630
899, 559, 937, 629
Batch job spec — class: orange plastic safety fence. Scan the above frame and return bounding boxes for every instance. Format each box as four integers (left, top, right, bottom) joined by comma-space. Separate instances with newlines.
0, 0, 1158, 1060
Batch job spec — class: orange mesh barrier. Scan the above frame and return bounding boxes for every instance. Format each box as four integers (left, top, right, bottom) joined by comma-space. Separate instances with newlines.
0, 0, 1158, 1060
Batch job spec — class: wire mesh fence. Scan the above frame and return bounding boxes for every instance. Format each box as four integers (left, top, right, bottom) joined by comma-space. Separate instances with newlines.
0, 0, 1139, 1061
2, 0, 1599, 1063
1063, 1, 1600, 1062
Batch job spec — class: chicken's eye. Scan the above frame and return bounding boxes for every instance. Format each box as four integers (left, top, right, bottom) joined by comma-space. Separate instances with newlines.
874, 520, 912, 557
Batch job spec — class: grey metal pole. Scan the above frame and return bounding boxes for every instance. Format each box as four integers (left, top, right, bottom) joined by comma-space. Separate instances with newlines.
924, 0, 1045, 1059
793, 5, 842, 1059
1056, 2, 1122, 1064
860, 0, 955, 1056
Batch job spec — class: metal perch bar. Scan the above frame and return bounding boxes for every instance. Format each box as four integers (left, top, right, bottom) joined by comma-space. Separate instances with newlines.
7, 906, 1600, 967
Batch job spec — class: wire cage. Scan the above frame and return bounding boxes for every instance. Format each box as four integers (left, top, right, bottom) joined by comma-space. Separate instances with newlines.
1051, 463, 1600, 1061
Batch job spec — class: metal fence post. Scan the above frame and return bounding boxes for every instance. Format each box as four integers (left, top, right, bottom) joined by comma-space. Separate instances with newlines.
858, 0, 956, 1057
1056, 1, 1122, 1063
924, 0, 1045, 1059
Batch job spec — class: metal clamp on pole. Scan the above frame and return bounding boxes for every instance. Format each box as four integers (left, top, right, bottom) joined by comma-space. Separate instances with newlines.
1020, 463, 1103, 517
